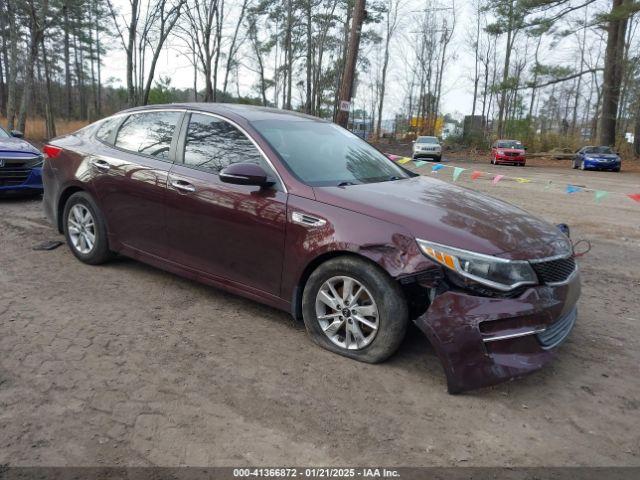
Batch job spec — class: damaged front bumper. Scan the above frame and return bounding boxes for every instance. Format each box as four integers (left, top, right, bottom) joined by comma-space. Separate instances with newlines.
414, 270, 580, 393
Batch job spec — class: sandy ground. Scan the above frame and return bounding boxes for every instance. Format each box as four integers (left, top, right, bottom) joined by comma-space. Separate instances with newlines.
1, 159, 639, 467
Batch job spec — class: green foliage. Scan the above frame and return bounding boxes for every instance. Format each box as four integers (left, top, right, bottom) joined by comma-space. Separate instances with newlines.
147, 76, 176, 105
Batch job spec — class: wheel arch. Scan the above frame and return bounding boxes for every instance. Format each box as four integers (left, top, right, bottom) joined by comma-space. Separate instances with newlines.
290, 250, 395, 321
56, 185, 86, 233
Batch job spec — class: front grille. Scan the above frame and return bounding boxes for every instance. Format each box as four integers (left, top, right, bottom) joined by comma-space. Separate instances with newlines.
537, 307, 577, 349
505, 152, 519, 157
0, 168, 30, 186
531, 256, 576, 284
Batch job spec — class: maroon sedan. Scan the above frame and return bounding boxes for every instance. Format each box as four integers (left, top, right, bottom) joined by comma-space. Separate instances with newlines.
42, 104, 580, 393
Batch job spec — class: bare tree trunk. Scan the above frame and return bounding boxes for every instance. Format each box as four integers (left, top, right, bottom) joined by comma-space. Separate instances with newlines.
598, 0, 630, 146
95, 0, 102, 116
212, 0, 225, 101
634, 97, 640, 156
142, 0, 185, 105
222, 0, 248, 95
18, 1, 47, 134
496, 0, 515, 137
63, 1, 73, 119
5, 0, 19, 130
305, 0, 313, 113
40, 35, 56, 139
334, 0, 365, 127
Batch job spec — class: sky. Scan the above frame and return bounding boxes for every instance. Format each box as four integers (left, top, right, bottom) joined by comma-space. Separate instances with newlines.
99, 0, 560, 120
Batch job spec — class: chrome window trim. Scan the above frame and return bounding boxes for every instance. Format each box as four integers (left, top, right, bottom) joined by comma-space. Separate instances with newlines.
183, 110, 288, 194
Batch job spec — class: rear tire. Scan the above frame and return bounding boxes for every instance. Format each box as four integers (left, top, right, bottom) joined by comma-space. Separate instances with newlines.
302, 256, 408, 364
63, 191, 113, 265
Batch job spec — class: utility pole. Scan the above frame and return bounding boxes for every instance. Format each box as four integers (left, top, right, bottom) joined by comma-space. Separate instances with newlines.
335, 0, 366, 128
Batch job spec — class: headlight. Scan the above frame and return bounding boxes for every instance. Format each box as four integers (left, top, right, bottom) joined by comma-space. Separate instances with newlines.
416, 239, 538, 291
496, 150, 505, 155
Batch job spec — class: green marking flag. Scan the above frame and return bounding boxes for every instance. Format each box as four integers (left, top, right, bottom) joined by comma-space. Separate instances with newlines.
594, 190, 608, 203
452, 167, 465, 182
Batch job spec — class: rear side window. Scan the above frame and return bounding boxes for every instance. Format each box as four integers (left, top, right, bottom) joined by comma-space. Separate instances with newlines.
95, 117, 122, 144
115, 111, 181, 159
182, 113, 263, 172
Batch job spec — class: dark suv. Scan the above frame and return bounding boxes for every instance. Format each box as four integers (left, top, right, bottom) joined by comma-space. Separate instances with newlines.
42, 104, 580, 393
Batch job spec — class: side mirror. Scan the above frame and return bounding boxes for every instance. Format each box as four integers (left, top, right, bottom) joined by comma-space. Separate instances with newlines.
523, 146, 528, 151
11, 130, 24, 138
219, 162, 274, 187
411, 140, 415, 144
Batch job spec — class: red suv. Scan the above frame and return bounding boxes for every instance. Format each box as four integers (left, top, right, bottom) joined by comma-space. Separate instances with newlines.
491, 139, 526, 166
42, 104, 580, 393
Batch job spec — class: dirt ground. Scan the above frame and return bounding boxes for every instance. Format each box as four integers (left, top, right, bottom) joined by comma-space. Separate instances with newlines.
1, 159, 639, 467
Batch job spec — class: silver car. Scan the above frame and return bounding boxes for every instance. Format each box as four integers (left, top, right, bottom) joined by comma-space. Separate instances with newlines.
412, 136, 442, 161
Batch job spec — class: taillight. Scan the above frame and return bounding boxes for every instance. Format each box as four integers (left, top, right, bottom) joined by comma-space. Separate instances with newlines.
43, 144, 63, 159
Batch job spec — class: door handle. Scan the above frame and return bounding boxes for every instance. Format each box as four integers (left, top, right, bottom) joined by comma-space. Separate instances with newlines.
91, 159, 111, 171
170, 179, 196, 193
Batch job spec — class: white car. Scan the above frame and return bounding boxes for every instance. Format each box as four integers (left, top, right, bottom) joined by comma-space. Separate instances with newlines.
412, 136, 442, 161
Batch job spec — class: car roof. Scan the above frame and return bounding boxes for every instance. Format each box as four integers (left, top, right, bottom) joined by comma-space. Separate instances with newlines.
496, 139, 521, 142
119, 103, 325, 123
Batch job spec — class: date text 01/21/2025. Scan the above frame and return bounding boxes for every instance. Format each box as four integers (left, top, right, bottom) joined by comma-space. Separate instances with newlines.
232, 468, 400, 478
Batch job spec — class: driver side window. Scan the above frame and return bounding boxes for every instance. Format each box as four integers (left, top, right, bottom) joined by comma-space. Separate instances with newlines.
115, 111, 181, 160
182, 113, 264, 173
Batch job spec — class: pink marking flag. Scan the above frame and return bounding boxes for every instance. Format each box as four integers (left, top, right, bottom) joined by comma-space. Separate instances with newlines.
492, 174, 504, 185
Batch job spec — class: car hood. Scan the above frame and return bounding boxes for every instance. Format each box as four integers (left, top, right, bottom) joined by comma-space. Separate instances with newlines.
313, 176, 569, 260
0, 137, 40, 155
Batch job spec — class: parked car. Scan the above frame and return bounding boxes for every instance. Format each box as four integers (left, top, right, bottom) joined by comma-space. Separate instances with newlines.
573, 146, 621, 172
412, 136, 442, 161
491, 139, 526, 166
42, 104, 580, 393
0, 126, 43, 196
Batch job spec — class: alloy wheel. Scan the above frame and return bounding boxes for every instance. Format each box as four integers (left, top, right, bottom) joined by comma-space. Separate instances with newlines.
67, 204, 96, 254
315, 276, 379, 350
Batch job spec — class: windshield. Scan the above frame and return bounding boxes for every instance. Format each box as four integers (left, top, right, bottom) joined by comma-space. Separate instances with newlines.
584, 146, 614, 154
251, 120, 411, 187
0, 127, 10, 139
497, 140, 523, 149
417, 136, 438, 144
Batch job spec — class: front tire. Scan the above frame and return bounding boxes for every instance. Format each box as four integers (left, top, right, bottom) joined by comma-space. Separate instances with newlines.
63, 191, 112, 265
580, 160, 585, 170
302, 256, 408, 363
